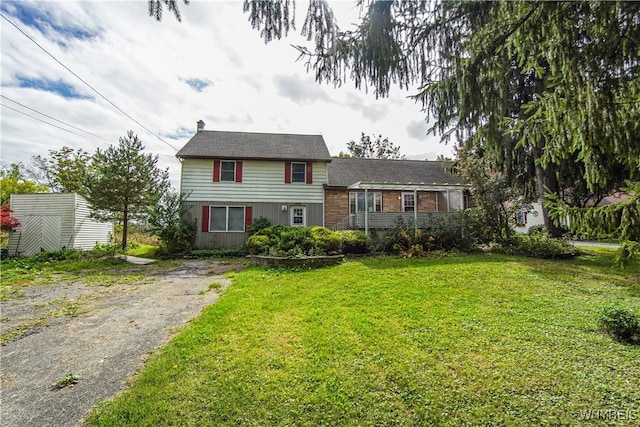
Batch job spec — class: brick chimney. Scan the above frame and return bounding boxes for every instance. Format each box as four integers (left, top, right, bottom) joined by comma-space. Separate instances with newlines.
197, 120, 205, 132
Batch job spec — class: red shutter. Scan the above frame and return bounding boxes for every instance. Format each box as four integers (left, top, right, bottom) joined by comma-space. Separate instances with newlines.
202, 205, 210, 232
213, 160, 221, 182
244, 206, 253, 231
306, 161, 313, 184
284, 161, 292, 183
235, 161, 243, 182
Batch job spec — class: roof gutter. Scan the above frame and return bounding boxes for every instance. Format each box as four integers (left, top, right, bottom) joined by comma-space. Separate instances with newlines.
347, 181, 468, 191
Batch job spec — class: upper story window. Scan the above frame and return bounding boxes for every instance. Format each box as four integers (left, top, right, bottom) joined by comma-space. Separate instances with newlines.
291, 162, 306, 183
220, 161, 236, 181
213, 160, 242, 183
285, 161, 312, 184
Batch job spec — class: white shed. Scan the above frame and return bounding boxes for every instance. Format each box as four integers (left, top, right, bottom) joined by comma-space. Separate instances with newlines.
8, 193, 113, 257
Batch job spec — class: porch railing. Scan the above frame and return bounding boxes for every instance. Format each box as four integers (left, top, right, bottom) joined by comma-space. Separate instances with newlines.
332, 211, 462, 231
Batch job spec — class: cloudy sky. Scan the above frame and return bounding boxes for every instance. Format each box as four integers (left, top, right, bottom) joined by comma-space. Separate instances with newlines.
1, 0, 454, 188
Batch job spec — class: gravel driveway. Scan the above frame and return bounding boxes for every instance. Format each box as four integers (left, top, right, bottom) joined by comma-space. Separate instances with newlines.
0, 259, 243, 427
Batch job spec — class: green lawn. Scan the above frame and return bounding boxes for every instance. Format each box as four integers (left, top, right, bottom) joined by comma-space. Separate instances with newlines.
86, 250, 640, 426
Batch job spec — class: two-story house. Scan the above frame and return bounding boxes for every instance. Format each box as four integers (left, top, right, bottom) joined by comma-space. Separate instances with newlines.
177, 123, 468, 249
176, 122, 332, 248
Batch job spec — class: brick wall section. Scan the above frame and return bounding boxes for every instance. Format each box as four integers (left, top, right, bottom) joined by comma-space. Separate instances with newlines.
326, 189, 445, 229
418, 191, 438, 212
324, 189, 349, 229
383, 190, 438, 212
382, 190, 401, 212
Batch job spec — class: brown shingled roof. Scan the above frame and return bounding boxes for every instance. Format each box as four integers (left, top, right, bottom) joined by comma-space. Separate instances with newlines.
176, 130, 332, 161
327, 157, 464, 188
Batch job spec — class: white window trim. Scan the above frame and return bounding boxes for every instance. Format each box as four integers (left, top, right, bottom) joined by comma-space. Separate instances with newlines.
349, 191, 382, 214
291, 162, 306, 183
210, 205, 245, 232
290, 205, 307, 227
220, 161, 236, 182
402, 192, 415, 212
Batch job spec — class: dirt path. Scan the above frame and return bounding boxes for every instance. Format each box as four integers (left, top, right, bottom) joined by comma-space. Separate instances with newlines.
0, 259, 243, 427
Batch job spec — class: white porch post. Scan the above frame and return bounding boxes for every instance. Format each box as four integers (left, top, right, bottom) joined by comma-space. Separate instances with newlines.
364, 188, 369, 236
414, 188, 418, 233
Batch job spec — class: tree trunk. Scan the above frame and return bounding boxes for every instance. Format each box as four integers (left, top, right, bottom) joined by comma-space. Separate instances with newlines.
122, 206, 128, 251
532, 147, 563, 237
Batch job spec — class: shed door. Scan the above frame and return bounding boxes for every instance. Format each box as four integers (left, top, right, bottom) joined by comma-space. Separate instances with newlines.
21, 216, 62, 256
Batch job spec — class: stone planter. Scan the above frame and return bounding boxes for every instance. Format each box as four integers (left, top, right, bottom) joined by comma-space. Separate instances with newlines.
250, 254, 344, 268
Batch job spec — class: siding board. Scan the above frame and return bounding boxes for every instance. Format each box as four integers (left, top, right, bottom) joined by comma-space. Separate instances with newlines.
184, 201, 324, 249
181, 159, 327, 202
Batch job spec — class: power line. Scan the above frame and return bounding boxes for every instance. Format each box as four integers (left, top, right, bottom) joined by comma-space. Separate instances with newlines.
0, 12, 178, 151
1, 102, 105, 141
1, 94, 113, 143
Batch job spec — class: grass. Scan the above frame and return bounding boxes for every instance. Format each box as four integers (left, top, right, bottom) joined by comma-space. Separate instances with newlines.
85, 250, 640, 426
125, 244, 160, 259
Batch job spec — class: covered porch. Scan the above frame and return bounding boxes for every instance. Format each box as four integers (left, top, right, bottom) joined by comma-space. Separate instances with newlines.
333, 181, 467, 235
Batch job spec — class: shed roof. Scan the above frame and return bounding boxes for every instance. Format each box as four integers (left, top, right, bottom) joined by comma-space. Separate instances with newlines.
176, 130, 332, 161
327, 157, 464, 188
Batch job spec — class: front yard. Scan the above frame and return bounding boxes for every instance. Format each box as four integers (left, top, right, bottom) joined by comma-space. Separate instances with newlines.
84, 249, 639, 426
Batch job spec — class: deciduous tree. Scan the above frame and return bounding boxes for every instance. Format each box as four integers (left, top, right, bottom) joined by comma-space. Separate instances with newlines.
84, 131, 170, 250
0, 162, 48, 205
147, 188, 195, 254
1, 204, 20, 232
346, 133, 405, 159
31, 146, 91, 195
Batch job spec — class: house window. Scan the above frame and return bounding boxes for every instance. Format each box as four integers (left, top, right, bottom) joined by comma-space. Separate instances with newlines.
290, 206, 306, 226
220, 161, 236, 181
449, 191, 462, 211
402, 193, 415, 212
515, 211, 527, 227
291, 163, 306, 183
349, 192, 382, 214
210, 206, 245, 231
213, 160, 242, 182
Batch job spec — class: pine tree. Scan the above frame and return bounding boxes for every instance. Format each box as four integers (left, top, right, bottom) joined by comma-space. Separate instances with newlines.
84, 131, 170, 250
150, 0, 639, 240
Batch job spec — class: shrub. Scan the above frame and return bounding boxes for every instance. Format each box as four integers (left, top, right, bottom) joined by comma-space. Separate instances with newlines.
383, 214, 477, 256
527, 224, 547, 236
336, 230, 371, 254
310, 226, 343, 255
246, 226, 347, 257
426, 214, 477, 252
393, 228, 428, 258
277, 227, 313, 256
247, 217, 271, 236
157, 220, 196, 255
246, 234, 270, 255
490, 234, 578, 259
31, 248, 83, 263
599, 305, 640, 344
